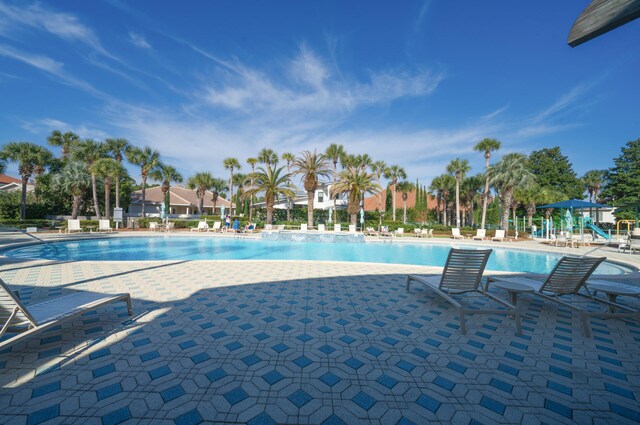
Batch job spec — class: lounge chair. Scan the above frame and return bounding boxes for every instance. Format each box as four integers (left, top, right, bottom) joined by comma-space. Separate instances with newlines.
407, 248, 521, 335
207, 221, 222, 232
365, 227, 378, 236
413, 229, 422, 237
492, 229, 506, 242
0, 278, 132, 351
450, 228, 464, 239
67, 219, 82, 233
300, 223, 308, 232
318, 224, 326, 232
348, 224, 356, 233
98, 219, 113, 232
264, 224, 273, 230
554, 233, 574, 248
380, 226, 392, 237
277, 224, 285, 231
165, 222, 175, 232
149, 222, 159, 231
394, 228, 404, 237
334, 224, 341, 232
421, 229, 434, 238
190, 221, 208, 232
486, 256, 638, 337
472, 229, 486, 241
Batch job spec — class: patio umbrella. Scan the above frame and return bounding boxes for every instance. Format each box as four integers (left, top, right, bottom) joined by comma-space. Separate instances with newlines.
360, 208, 364, 225
220, 205, 225, 220
538, 199, 610, 210
564, 209, 573, 233
328, 208, 332, 223
160, 201, 167, 223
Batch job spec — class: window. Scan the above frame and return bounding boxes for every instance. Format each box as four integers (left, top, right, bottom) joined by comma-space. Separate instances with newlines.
317, 191, 324, 203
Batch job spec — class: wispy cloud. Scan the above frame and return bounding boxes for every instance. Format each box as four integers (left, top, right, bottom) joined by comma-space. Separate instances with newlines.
21, 118, 110, 140
128, 31, 151, 49
530, 84, 590, 124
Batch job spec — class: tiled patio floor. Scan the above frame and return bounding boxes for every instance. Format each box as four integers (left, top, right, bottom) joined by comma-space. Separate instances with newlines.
0, 259, 639, 424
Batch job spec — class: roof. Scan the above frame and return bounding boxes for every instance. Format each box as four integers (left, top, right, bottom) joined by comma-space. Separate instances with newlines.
0, 174, 21, 185
538, 199, 610, 210
363, 188, 437, 212
130, 186, 233, 208
568, 0, 640, 47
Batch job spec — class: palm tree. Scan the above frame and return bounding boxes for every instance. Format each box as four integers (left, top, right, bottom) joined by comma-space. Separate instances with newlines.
210, 178, 228, 215
232, 173, 248, 214
331, 167, 381, 225
90, 158, 125, 220
396, 181, 415, 224
187, 172, 215, 215
370, 160, 387, 229
243, 165, 295, 224
446, 158, 471, 228
582, 169, 606, 223
324, 143, 346, 222
150, 164, 183, 215
246, 158, 258, 221
294, 151, 332, 227
514, 181, 545, 228
489, 153, 534, 231
0, 142, 53, 219
474, 138, 501, 229
71, 139, 106, 219
384, 165, 407, 222
428, 176, 445, 224
281, 152, 296, 221
31, 147, 53, 199
105, 138, 130, 209
223, 158, 241, 216
47, 130, 79, 159
126, 146, 160, 218
354, 154, 373, 171
258, 148, 279, 167
53, 161, 92, 219
461, 174, 484, 227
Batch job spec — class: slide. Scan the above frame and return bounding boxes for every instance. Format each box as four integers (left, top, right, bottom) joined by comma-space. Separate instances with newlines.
586, 223, 610, 240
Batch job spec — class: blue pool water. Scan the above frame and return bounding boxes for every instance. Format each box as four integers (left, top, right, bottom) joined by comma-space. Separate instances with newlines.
4, 236, 632, 275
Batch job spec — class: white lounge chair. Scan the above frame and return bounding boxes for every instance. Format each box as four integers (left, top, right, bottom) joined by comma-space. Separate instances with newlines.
394, 228, 404, 237
413, 229, 422, 237
164, 222, 175, 232
450, 228, 464, 239
264, 224, 273, 230
67, 219, 82, 233
365, 227, 378, 236
472, 229, 486, 241
492, 229, 506, 242
191, 221, 208, 232
380, 226, 392, 237
149, 222, 159, 231
207, 221, 222, 232
421, 229, 434, 238
486, 256, 639, 337
407, 248, 521, 335
0, 278, 132, 351
300, 223, 308, 232
98, 219, 113, 232
348, 224, 356, 233
318, 224, 326, 232
334, 224, 341, 232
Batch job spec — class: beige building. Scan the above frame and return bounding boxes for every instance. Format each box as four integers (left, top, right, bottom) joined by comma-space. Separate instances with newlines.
128, 186, 233, 217
0, 174, 33, 192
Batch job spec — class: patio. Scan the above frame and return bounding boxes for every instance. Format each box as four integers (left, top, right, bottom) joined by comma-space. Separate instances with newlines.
0, 257, 639, 424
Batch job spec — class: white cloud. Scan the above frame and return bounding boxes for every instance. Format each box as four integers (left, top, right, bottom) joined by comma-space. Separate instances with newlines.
21, 118, 110, 141
531, 84, 589, 124
128, 31, 151, 49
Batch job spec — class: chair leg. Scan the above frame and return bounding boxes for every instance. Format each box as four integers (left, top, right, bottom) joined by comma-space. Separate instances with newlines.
125, 296, 133, 316
406, 277, 412, 291
459, 308, 466, 335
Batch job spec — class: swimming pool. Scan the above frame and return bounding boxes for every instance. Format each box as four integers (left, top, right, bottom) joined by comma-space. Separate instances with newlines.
3, 236, 633, 275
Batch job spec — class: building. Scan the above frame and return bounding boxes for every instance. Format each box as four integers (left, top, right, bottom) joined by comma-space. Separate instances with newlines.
254, 183, 348, 210
363, 188, 437, 212
128, 186, 233, 217
0, 174, 32, 192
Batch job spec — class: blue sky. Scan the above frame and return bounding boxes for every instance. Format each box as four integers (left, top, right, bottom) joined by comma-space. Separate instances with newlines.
1, 0, 639, 184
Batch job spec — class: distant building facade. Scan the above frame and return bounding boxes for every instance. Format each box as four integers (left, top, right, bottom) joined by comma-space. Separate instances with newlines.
0, 174, 33, 192
128, 186, 233, 217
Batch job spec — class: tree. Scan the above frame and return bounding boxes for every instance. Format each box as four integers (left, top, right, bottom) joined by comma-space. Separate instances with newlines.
281, 152, 296, 221
223, 158, 241, 216
126, 146, 160, 218
209, 178, 228, 215
446, 158, 471, 228
461, 174, 484, 227
53, 161, 92, 219
0, 142, 53, 219
257, 148, 278, 167
47, 130, 79, 159
150, 164, 183, 215
384, 165, 407, 222
396, 181, 415, 224
246, 158, 258, 221
105, 138, 130, 208
331, 166, 381, 225
243, 165, 294, 224
294, 151, 332, 227
72, 140, 107, 219
490, 153, 535, 231
528, 147, 583, 199
324, 143, 346, 222
601, 139, 640, 204
232, 173, 248, 214
90, 158, 125, 220
187, 172, 215, 215
370, 160, 387, 229
582, 169, 606, 222
474, 138, 501, 229
429, 174, 454, 225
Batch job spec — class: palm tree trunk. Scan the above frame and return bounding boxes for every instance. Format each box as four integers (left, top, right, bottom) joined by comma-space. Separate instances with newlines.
141, 177, 147, 218
91, 173, 101, 220
502, 189, 513, 231
104, 180, 111, 220
455, 179, 461, 228
403, 201, 407, 224
229, 172, 234, 216
469, 197, 475, 227
392, 182, 397, 221
443, 197, 448, 226
307, 191, 314, 227
20, 175, 28, 220
71, 194, 81, 219
481, 156, 490, 229
115, 177, 121, 208
332, 162, 337, 222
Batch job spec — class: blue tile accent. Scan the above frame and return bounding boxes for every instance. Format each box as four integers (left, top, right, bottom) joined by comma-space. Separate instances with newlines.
382, 337, 399, 346
357, 327, 372, 335
497, 363, 519, 377
262, 370, 284, 385
224, 386, 248, 405
205, 367, 227, 382
210, 331, 227, 339
344, 357, 364, 370
179, 340, 197, 350
425, 338, 441, 347
149, 365, 171, 380
318, 325, 333, 333
397, 418, 417, 425
320, 372, 340, 386
140, 351, 160, 362
434, 376, 455, 391
32, 381, 60, 398
416, 394, 441, 413
352, 391, 376, 410
447, 361, 467, 374
457, 349, 476, 360
38, 347, 60, 359
92, 363, 115, 379
411, 348, 429, 359
272, 343, 289, 353
288, 389, 313, 407
396, 360, 415, 372
365, 346, 383, 357
96, 383, 122, 401
481, 396, 505, 415
610, 403, 640, 422
297, 333, 312, 342
225, 341, 243, 351
490, 378, 513, 394
89, 348, 110, 360
505, 351, 524, 362
247, 412, 276, 425
599, 355, 622, 366
549, 365, 572, 378
339, 335, 355, 344
602, 367, 627, 381
161, 384, 185, 402
242, 354, 262, 366
319, 344, 336, 354
604, 383, 634, 399
376, 374, 398, 389
278, 324, 293, 332
254, 332, 270, 341
101, 406, 130, 425
169, 330, 185, 337
545, 399, 572, 419
174, 408, 203, 425
322, 415, 347, 425
190, 352, 210, 364
547, 380, 572, 396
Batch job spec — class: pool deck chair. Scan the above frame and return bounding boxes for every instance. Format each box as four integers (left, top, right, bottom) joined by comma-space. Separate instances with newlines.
67, 219, 82, 233
318, 224, 326, 232
451, 228, 464, 239
334, 224, 341, 232
473, 229, 487, 241
207, 221, 222, 232
0, 278, 132, 351
349, 224, 357, 233
407, 248, 521, 335
98, 219, 113, 232
300, 223, 308, 232
492, 229, 506, 242
486, 256, 639, 337
191, 221, 208, 232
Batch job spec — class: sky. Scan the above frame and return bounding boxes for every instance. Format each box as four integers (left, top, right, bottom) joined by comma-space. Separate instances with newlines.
1, 0, 639, 185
